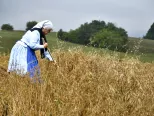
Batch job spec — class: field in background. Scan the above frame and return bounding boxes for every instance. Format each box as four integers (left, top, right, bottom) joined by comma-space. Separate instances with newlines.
128, 37, 154, 53
0, 31, 154, 62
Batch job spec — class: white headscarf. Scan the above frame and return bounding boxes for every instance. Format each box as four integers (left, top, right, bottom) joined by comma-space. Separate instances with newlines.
33, 20, 53, 30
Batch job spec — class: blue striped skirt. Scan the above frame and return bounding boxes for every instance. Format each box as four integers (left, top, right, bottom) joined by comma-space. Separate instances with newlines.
8, 41, 40, 78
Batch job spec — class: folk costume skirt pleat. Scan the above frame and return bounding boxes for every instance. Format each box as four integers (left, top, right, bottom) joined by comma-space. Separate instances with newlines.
8, 41, 40, 78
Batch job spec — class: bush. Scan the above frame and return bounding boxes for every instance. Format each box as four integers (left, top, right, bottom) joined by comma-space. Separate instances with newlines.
57, 29, 69, 41
90, 28, 128, 52
26, 21, 37, 31
144, 22, 154, 40
1, 24, 14, 31
66, 20, 106, 45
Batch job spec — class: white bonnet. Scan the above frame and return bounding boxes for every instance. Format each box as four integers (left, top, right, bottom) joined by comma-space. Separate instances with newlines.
33, 20, 53, 30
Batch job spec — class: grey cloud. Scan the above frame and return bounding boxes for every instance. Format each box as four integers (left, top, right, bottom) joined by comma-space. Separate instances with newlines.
0, 0, 154, 37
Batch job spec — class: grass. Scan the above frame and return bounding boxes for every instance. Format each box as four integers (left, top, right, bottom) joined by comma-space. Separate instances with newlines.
0, 31, 25, 53
1, 30, 154, 63
127, 37, 154, 53
0, 31, 99, 53
1, 49, 154, 115
1, 31, 154, 115
127, 37, 154, 63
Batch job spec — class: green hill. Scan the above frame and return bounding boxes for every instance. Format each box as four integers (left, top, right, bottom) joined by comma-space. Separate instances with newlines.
0, 31, 154, 62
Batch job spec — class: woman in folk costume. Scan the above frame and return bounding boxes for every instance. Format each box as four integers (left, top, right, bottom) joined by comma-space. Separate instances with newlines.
8, 20, 54, 78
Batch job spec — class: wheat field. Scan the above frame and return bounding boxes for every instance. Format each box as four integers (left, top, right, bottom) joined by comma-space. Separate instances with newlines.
1, 48, 154, 116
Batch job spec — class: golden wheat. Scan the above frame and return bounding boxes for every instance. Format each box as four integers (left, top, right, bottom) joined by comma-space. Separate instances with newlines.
1, 48, 154, 116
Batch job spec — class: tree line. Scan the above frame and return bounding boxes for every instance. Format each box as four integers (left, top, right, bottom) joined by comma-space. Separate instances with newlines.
57, 20, 128, 52
0, 21, 37, 31
57, 20, 154, 52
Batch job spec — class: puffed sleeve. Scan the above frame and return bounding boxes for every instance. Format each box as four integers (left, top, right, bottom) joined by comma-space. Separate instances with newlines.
28, 30, 44, 50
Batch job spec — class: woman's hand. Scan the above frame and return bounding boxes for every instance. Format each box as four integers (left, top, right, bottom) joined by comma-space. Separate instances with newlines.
43, 43, 48, 48
50, 60, 57, 65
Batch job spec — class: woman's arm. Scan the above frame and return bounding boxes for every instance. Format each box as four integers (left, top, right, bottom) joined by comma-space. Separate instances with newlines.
28, 31, 44, 50
44, 50, 54, 61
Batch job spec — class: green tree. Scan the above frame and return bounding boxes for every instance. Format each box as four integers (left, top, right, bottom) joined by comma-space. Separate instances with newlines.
144, 22, 154, 40
57, 29, 69, 41
106, 22, 117, 30
68, 20, 106, 45
60, 20, 128, 52
90, 28, 128, 52
26, 21, 37, 31
1, 24, 14, 31
67, 29, 79, 43
57, 29, 64, 40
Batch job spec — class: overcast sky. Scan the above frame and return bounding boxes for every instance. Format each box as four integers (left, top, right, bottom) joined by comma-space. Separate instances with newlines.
0, 0, 153, 37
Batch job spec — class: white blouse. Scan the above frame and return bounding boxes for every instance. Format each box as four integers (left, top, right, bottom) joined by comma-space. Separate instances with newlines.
21, 30, 44, 50
20, 30, 54, 61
